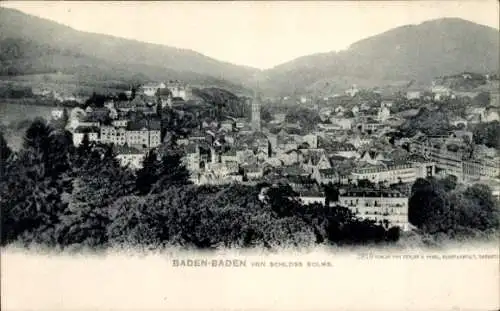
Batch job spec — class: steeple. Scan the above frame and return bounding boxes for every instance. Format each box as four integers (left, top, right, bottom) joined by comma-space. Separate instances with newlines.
251, 90, 261, 132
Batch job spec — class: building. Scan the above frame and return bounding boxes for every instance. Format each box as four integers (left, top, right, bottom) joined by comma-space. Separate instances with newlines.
100, 125, 127, 146
313, 168, 341, 185
431, 85, 452, 101
114, 145, 146, 170
406, 91, 421, 100
166, 81, 189, 100
301, 134, 318, 149
244, 164, 264, 180
126, 119, 162, 149
376, 105, 391, 122
345, 85, 359, 97
112, 119, 129, 128
409, 138, 465, 180
462, 156, 500, 182
220, 120, 234, 132
51, 109, 64, 120
338, 189, 410, 230
183, 144, 201, 172
298, 190, 326, 205
139, 82, 166, 97
72, 126, 99, 146
351, 159, 435, 185
301, 149, 331, 174
329, 117, 354, 130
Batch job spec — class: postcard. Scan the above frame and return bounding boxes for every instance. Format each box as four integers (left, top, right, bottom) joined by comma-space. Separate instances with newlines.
1, 1, 499, 310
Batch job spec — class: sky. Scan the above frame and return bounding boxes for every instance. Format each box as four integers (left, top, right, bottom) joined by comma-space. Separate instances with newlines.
1, 1, 499, 69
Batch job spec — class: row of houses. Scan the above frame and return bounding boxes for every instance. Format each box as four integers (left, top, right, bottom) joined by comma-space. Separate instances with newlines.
409, 135, 500, 182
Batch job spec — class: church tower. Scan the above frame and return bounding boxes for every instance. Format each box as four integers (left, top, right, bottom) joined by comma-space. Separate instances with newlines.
251, 91, 261, 132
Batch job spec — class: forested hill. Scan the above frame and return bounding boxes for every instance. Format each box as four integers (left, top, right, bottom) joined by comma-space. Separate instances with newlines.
0, 7, 257, 92
256, 18, 500, 95
191, 87, 250, 120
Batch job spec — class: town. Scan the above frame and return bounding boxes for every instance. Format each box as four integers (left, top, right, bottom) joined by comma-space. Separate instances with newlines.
42, 73, 500, 233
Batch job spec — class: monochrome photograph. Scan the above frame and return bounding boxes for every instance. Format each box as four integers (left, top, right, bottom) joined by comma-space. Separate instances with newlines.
0, 1, 499, 310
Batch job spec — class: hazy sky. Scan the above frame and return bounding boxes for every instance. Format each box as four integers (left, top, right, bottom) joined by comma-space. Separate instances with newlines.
2, 1, 499, 69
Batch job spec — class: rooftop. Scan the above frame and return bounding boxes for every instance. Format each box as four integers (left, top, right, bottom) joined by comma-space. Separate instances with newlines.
74, 126, 100, 133
114, 145, 144, 155
341, 188, 407, 198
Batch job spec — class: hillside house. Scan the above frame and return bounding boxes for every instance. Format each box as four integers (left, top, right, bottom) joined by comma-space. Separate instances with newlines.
114, 145, 146, 170
126, 119, 162, 149
139, 82, 166, 97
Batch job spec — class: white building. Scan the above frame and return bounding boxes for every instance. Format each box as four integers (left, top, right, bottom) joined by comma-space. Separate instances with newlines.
72, 126, 99, 146
115, 146, 146, 170
100, 126, 128, 146
140, 82, 166, 97
166, 81, 188, 100
299, 191, 326, 205
339, 189, 410, 231
351, 159, 436, 185
377, 105, 391, 122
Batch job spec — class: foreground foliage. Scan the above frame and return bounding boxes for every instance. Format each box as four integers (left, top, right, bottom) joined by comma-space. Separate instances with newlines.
0, 119, 404, 250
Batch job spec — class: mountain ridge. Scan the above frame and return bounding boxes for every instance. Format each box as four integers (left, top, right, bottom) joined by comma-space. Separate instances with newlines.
258, 17, 499, 95
1, 7, 498, 96
0, 7, 259, 94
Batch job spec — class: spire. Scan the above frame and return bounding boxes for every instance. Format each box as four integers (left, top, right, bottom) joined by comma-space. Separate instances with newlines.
251, 90, 261, 132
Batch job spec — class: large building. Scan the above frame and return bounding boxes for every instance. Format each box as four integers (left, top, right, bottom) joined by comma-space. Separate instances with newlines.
125, 119, 162, 149
409, 136, 499, 182
351, 158, 436, 185
100, 125, 128, 146
138, 81, 189, 100
338, 189, 410, 231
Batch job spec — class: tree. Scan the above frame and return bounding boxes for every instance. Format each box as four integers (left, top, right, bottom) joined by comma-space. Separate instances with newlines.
135, 149, 161, 195
117, 92, 128, 101
150, 150, 191, 193
324, 183, 339, 206
408, 178, 452, 234
1, 120, 74, 245
263, 184, 301, 217
474, 91, 490, 107
56, 144, 135, 248
399, 107, 452, 137
107, 195, 165, 248
472, 121, 500, 149
0, 131, 12, 176
450, 184, 500, 233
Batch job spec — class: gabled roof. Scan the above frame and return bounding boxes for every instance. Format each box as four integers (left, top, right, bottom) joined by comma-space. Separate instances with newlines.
281, 165, 309, 177
303, 150, 327, 166
74, 126, 100, 133
319, 168, 338, 176
127, 119, 161, 131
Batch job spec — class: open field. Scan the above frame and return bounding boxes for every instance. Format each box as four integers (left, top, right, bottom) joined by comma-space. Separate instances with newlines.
0, 101, 56, 150
0, 101, 54, 124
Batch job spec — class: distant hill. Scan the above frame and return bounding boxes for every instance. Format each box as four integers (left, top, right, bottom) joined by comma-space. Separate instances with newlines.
192, 87, 249, 119
2, 8, 499, 98
256, 18, 500, 96
0, 7, 258, 94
